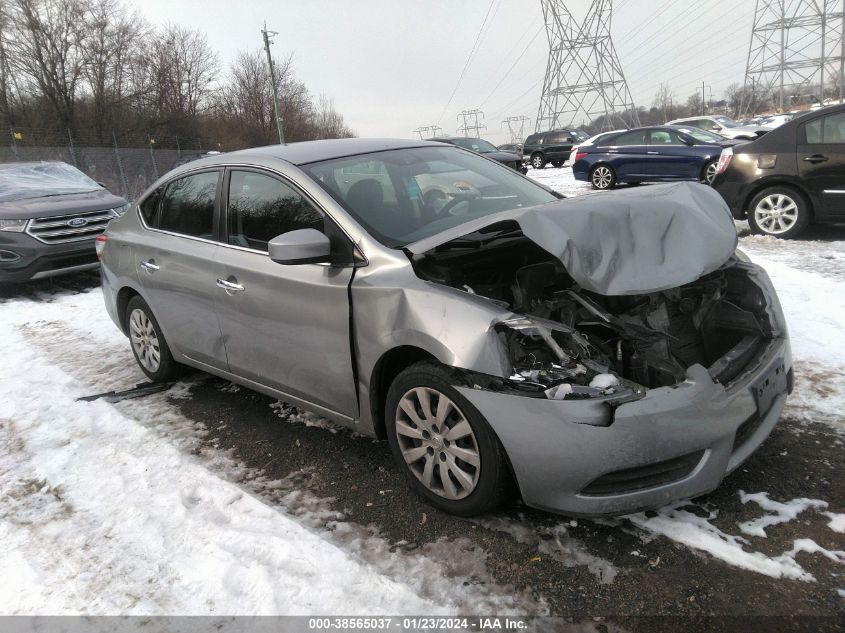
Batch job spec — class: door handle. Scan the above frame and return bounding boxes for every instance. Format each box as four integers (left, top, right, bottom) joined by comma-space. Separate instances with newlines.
216, 278, 245, 293
803, 154, 828, 163
647, 151, 659, 155
139, 260, 159, 273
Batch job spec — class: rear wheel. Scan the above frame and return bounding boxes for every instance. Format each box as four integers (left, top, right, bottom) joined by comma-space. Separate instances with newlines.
748, 186, 810, 239
702, 159, 718, 184
385, 361, 512, 516
550, 160, 564, 168
590, 164, 617, 190
530, 153, 546, 169
126, 295, 183, 382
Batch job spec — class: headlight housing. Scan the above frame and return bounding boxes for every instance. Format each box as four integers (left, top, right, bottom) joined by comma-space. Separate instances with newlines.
111, 203, 130, 217
0, 218, 28, 232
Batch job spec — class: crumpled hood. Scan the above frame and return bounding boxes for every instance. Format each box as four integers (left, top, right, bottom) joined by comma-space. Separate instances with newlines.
407, 181, 738, 296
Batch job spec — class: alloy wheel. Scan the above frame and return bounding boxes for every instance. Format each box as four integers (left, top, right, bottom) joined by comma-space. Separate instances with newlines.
394, 387, 480, 500
531, 155, 544, 169
129, 308, 161, 373
753, 193, 798, 235
592, 166, 613, 189
704, 162, 717, 184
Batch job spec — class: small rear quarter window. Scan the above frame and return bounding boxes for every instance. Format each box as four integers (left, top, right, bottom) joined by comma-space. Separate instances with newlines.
139, 186, 163, 227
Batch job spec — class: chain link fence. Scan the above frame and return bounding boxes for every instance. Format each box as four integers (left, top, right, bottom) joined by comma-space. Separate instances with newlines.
1, 127, 214, 201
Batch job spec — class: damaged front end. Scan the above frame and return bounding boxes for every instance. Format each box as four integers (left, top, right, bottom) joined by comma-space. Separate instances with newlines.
410, 222, 782, 421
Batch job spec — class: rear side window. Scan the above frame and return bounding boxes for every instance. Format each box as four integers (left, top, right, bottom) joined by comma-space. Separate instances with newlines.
139, 186, 162, 226
804, 112, 845, 144
612, 130, 648, 146
227, 170, 323, 252
159, 171, 219, 239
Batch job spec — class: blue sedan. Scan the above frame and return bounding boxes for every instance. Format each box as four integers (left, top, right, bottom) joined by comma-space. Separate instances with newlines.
572, 125, 739, 190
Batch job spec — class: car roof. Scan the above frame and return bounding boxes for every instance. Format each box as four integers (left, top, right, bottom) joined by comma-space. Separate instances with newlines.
181, 138, 438, 168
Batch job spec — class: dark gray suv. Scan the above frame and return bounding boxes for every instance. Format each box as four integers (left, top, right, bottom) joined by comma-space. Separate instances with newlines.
0, 161, 128, 282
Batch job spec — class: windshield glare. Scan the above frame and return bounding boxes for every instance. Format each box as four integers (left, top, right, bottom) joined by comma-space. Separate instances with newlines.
714, 116, 738, 128
0, 162, 102, 202
304, 146, 557, 247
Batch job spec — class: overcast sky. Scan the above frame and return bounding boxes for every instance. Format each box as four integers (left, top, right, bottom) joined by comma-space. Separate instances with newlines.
134, 0, 756, 144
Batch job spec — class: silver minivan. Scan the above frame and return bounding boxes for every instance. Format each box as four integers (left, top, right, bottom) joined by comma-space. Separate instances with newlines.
99, 139, 792, 517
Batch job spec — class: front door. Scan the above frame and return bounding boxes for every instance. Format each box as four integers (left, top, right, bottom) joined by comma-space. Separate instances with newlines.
797, 111, 845, 219
646, 129, 699, 179
213, 168, 358, 418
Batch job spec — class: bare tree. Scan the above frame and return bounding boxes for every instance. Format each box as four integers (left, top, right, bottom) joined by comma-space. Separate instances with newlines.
312, 94, 354, 139
6, 0, 87, 130
653, 82, 676, 123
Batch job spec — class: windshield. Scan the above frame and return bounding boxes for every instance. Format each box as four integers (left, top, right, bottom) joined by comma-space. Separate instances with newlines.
714, 116, 738, 128
0, 162, 102, 202
303, 146, 557, 247
447, 138, 498, 153
676, 127, 724, 143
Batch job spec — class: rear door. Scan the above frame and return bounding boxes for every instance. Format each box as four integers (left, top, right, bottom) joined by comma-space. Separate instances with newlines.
646, 129, 699, 178
213, 167, 358, 418
605, 130, 650, 178
134, 169, 228, 369
797, 111, 845, 218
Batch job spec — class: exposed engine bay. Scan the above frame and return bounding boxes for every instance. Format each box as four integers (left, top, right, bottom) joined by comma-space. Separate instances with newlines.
410, 223, 777, 401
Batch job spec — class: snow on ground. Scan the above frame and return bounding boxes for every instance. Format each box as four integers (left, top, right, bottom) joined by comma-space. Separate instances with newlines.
0, 289, 541, 615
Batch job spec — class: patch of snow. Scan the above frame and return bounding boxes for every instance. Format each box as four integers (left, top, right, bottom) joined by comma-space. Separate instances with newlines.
627, 504, 815, 581
270, 401, 342, 434
824, 512, 845, 534
474, 516, 620, 584
738, 491, 828, 537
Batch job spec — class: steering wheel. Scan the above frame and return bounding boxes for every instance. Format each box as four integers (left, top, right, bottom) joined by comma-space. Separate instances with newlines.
423, 189, 476, 217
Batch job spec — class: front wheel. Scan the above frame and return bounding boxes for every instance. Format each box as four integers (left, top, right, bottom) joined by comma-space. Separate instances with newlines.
748, 187, 810, 239
385, 361, 512, 516
530, 153, 546, 169
126, 295, 184, 382
590, 164, 617, 190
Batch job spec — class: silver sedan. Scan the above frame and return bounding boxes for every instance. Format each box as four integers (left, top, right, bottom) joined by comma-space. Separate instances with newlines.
99, 139, 792, 517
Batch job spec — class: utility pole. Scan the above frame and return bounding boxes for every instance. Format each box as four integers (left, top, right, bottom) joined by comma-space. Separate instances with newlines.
502, 116, 530, 143
456, 109, 486, 137
701, 81, 706, 115
262, 22, 285, 145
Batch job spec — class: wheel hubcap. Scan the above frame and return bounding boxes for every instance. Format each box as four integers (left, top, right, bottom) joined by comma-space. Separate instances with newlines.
129, 308, 161, 373
593, 167, 612, 188
532, 156, 543, 168
705, 163, 717, 183
754, 194, 798, 235
394, 387, 480, 500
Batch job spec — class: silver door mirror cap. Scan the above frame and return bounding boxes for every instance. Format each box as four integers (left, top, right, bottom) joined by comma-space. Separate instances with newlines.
269, 228, 332, 265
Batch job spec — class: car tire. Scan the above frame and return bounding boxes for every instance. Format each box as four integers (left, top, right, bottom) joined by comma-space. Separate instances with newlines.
385, 361, 513, 516
590, 164, 616, 190
747, 186, 811, 239
550, 160, 563, 168
702, 159, 718, 185
125, 295, 184, 382
530, 153, 546, 169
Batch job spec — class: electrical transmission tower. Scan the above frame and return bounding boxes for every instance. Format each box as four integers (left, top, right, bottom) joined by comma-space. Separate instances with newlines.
457, 109, 487, 136
741, 0, 845, 115
536, 0, 639, 132
412, 125, 443, 139
502, 116, 531, 143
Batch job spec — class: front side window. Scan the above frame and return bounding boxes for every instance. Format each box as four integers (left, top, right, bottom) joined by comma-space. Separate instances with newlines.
227, 171, 323, 251
649, 130, 685, 146
303, 146, 557, 247
805, 113, 845, 144
159, 171, 219, 238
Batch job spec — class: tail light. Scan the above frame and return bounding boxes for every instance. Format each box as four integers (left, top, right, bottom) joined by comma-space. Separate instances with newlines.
715, 147, 733, 175
95, 234, 107, 260
575, 152, 588, 161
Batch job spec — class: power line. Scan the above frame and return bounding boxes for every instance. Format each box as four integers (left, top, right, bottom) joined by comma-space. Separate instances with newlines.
436, 0, 498, 126
480, 23, 545, 106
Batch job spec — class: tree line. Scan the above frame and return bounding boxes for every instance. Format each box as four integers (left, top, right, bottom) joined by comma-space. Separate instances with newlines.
0, 0, 354, 149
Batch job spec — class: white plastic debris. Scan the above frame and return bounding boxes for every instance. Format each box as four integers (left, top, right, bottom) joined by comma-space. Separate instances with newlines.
545, 383, 573, 400
589, 373, 620, 390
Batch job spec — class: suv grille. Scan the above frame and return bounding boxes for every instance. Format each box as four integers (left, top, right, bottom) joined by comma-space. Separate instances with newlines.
26, 209, 115, 244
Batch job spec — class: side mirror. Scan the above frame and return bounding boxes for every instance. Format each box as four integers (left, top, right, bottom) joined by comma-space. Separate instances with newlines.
269, 228, 331, 265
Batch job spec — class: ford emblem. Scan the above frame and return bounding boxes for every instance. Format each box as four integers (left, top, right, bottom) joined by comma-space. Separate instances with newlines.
67, 217, 88, 228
